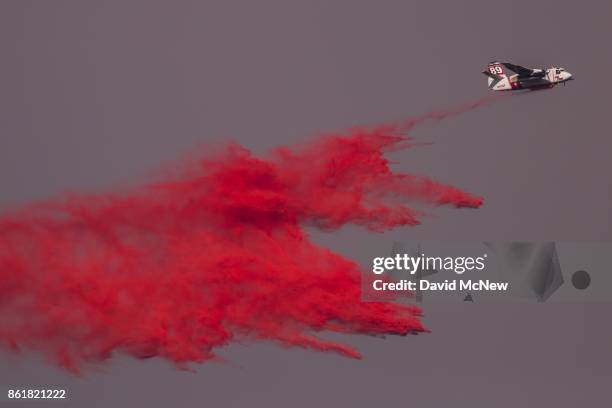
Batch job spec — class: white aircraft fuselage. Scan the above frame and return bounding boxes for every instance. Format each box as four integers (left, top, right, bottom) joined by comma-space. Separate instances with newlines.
484, 61, 574, 91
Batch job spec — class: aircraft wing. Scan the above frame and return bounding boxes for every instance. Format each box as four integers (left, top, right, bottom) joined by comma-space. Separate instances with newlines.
501, 62, 543, 78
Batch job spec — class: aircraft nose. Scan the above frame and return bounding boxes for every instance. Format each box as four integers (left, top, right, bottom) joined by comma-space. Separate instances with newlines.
566, 72, 574, 81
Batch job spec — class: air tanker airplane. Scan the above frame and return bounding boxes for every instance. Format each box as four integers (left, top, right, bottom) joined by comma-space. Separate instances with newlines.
483, 61, 574, 91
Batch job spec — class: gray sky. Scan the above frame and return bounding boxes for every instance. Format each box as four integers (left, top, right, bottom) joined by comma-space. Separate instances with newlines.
1, 1, 611, 407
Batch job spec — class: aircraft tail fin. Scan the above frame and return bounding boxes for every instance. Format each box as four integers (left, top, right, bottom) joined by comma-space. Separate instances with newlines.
485, 61, 507, 77
484, 61, 506, 88
482, 70, 497, 79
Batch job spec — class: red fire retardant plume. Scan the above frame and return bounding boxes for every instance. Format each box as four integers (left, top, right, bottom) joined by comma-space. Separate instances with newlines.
0, 107, 487, 373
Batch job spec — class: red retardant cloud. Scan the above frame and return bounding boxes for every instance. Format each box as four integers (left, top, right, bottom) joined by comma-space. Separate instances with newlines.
0, 122, 483, 372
